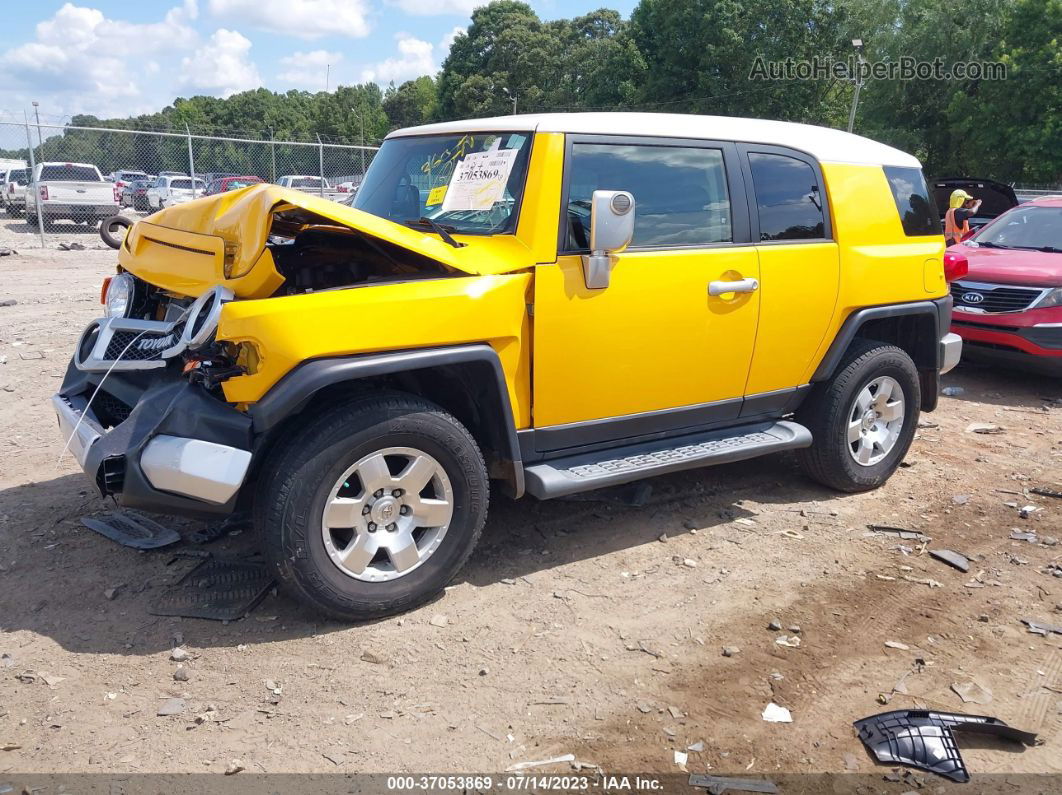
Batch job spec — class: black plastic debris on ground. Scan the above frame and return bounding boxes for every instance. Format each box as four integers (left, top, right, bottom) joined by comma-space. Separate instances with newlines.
688, 774, 777, 794
188, 511, 252, 545
854, 709, 1037, 783
81, 511, 181, 550
149, 557, 275, 621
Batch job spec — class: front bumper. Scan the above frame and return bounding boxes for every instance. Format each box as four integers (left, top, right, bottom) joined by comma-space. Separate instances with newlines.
53, 361, 254, 518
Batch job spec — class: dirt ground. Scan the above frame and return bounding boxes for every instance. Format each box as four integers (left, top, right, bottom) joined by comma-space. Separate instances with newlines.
1, 215, 1061, 787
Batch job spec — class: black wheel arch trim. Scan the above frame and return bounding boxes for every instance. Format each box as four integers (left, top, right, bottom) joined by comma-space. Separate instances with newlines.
248, 344, 525, 498
812, 296, 952, 383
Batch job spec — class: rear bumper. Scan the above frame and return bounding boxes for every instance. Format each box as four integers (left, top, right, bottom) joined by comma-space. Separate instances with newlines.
36, 203, 119, 217
939, 332, 962, 374
53, 360, 253, 517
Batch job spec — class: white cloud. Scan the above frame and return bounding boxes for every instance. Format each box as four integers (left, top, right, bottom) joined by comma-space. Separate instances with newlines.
361, 34, 436, 85
278, 50, 343, 89
388, 0, 481, 16
440, 26, 465, 54
179, 29, 261, 97
0, 2, 200, 117
208, 0, 370, 39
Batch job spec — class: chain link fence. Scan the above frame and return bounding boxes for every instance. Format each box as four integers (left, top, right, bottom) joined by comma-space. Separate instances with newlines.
0, 121, 378, 248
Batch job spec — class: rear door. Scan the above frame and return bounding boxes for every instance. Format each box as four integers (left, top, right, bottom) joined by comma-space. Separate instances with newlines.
738, 145, 840, 397
532, 135, 760, 445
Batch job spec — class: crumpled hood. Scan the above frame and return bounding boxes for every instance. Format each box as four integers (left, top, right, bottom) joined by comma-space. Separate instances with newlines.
119, 184, 524, 299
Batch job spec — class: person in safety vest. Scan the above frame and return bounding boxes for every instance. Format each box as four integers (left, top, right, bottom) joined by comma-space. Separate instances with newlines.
944, 189, 981, 246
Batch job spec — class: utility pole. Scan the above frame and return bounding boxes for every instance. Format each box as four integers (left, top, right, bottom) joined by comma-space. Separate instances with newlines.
326, 63, 330, 93
31, 100, 42, 149
502, 87, 517, 115
351, 108, 365, 178
847, 39, 866, 134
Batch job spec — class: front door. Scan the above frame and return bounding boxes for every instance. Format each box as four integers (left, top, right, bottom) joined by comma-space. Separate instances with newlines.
532, 137, 760, 447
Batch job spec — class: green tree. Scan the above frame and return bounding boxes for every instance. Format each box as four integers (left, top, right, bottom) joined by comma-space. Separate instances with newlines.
947, 0, 1062, 182
383, 76, 439, 130
629, 0, 846, 120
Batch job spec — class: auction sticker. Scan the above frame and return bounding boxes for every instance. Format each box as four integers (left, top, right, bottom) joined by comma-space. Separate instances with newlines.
441, 147, 518, 212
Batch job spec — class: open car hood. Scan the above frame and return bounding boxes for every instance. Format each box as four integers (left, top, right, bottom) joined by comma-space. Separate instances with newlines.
119, 184, 519, 299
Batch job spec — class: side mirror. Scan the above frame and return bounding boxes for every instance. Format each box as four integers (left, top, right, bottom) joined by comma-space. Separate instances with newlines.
582, 190, 635, 289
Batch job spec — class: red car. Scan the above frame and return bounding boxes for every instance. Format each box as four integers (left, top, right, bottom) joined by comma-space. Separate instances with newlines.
203, 175, 264, 196
948, 196, 1062, 376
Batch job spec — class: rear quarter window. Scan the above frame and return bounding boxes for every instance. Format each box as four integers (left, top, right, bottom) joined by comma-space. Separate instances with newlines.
884, 166, 940, 236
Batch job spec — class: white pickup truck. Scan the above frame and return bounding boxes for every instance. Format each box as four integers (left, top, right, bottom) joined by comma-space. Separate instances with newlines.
276, 174, 345, 202
25, 162, 120, 227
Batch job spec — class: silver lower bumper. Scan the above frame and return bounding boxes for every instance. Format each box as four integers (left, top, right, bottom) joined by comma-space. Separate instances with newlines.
52, 394, 102, 468
53, 393, 251, 505
940, 332, 963, 375
140, 436, 252, 505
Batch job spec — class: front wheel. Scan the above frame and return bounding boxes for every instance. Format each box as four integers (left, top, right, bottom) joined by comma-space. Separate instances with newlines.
797, 340, 920, 492
256, 391, 489, 621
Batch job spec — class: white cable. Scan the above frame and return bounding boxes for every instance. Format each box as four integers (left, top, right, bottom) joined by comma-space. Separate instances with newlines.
55, 328, 149, 470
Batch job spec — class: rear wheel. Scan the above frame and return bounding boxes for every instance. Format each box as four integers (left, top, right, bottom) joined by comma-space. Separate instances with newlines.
797, 340, 920, 492
256, 392, 488, 620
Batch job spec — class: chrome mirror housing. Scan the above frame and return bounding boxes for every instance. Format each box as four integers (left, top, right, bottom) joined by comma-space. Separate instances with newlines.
582, 190, 635, 289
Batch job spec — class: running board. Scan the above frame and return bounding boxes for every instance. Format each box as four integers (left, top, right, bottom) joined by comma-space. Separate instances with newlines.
523, 420, 812, 499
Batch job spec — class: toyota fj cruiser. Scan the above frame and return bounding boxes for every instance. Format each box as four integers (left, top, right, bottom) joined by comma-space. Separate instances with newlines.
54, 113, 961, 619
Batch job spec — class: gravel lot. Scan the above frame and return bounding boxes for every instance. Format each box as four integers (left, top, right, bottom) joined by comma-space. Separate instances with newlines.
1, 214, 1060, 784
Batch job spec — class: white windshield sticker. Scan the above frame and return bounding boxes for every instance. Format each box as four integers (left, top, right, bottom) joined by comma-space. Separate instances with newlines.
441, 148, 519, 212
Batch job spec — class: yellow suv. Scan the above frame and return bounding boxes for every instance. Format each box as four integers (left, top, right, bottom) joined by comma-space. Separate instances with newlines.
54, 113, 961, 619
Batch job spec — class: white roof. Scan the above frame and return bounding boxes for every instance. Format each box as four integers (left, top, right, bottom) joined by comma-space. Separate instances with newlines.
388, 112, 921, 168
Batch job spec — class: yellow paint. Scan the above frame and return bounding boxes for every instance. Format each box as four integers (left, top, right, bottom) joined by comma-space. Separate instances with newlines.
532, 248, 760, 426
218, 274, 533, 428
798, 163, 946, 384
744, 242, 839, 395
114, 132, 943, 438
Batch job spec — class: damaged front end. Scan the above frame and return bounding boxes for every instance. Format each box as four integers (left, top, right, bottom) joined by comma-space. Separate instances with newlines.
54, 184, 530, 518
56, 283, 254, 515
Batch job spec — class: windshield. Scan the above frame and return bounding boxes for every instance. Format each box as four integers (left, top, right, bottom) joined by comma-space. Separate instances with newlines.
290, 177, 324, 188
354, 132, 533, 235
170, 178, 204, 190
973, 206, 1062, 250
39, 165, 100, 181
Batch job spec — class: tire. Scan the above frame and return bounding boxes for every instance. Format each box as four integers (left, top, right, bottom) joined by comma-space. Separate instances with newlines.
797, 339, 920, 492
6, 204, 22, 218
256, 391, 489, 621
99, 214, 132, 249
26, 210, 38, 227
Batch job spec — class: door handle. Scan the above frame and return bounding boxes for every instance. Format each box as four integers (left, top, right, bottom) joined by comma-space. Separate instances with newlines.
709, 278, 759, 296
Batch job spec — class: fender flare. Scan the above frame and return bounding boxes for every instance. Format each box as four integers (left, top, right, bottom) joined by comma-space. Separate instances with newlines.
811, 297, 950, 382
248, 344, 525, 497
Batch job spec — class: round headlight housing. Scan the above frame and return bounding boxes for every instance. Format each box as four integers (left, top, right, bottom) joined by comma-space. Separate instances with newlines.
104, 272, 135, 318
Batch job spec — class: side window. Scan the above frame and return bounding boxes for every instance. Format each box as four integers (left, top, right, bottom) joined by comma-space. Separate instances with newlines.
565, 142, 732, 249
884, 166, 939, 236
747, 152, 825, 241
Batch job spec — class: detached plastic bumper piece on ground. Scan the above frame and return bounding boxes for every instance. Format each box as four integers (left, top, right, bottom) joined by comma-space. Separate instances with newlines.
854, 709, 1038, 783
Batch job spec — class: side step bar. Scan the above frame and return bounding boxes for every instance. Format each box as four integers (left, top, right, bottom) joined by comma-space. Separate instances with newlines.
523, 420, 812, 499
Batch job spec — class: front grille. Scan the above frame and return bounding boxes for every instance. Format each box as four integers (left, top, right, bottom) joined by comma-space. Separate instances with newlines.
101, 323, 183, 362
93, 391, 132, 427
951, 281, 1045, 314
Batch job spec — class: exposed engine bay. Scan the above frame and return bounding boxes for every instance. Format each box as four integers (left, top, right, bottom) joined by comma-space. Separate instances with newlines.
267, 207, 458, 296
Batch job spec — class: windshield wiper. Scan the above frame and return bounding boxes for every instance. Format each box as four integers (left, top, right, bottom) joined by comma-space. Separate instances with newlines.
975, 241, 1013, 249
404, 217, 466, 248
1035, 246, 1062, 253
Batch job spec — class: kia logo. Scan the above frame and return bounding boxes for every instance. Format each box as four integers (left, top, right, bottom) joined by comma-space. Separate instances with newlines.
961, 292, 985, 304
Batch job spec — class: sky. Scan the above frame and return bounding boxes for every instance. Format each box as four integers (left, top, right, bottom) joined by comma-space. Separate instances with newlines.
0, 0, 639, 123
